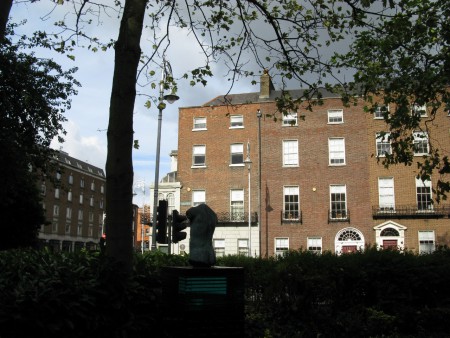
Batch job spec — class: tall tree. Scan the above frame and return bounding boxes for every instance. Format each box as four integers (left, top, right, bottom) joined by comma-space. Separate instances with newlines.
0, 33, 79, 249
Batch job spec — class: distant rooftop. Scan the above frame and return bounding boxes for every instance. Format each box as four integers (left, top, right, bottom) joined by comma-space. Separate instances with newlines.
56, 151, 105, 178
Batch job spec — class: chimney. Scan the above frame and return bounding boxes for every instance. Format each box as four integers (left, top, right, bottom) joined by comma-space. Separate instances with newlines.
259, 69, 274, 99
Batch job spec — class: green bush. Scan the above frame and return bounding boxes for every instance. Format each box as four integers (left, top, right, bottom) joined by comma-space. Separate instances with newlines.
1, 248, 450, 337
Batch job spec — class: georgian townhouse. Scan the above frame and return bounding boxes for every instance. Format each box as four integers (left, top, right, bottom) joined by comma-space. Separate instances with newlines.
176, 72, 450, 257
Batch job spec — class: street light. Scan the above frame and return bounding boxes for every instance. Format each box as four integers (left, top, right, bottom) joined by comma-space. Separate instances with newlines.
257, 109, 262, 258
244, 141, 252, 257
151, 57, 179, 251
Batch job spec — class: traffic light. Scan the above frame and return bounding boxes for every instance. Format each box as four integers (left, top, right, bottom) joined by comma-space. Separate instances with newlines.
172, 210, 187, 243
156, 200, 168, 244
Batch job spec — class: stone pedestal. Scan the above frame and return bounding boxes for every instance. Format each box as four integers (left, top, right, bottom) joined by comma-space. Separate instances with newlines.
161, 266, 245, 337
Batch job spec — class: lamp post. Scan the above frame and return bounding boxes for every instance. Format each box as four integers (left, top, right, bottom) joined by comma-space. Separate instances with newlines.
244, 141, 252, 257
151, 57, 179, 251
257, 109, 262, 257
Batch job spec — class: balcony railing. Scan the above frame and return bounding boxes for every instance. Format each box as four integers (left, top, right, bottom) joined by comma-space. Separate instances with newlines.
280, 210, 302, 224
328, 209, 350, 223
372, 205, 450, 219
216, 212, 258, 225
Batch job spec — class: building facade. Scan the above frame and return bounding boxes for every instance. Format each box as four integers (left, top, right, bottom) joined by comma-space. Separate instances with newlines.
39, 151, 106, 252
177, 72, 450, 257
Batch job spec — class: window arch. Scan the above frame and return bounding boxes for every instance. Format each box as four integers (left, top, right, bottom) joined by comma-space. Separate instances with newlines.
380, 228, 399, 237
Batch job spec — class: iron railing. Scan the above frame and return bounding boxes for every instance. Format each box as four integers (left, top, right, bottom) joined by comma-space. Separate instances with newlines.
216, 212, 258, 225
328, 209, 350, 223
280, 210, 303, 224
372, 205, 450, 219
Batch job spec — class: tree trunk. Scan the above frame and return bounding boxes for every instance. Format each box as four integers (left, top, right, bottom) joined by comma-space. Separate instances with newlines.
105, 0, 147, 272
0, 0, 13, 40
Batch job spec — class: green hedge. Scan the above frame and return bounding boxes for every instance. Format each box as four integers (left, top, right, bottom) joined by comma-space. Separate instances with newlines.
1, 248, 450, 337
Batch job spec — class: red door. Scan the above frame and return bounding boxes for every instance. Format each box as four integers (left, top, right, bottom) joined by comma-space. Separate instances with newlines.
383, 240, 398, 250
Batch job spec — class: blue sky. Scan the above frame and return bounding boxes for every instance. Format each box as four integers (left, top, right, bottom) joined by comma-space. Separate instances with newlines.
9, 1, 259, 204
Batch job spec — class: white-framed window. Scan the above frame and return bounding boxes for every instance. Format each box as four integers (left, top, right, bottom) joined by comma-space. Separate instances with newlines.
77, 224, 83, 236
307, 237, 322, 254
80, 178, 85, 188
56, 171, 61, 180
275, 238, 289, 256
55, 188, 60, 199
416, 178, 433, 211
88, 225, 93, 237
91, 181, 95, 191
230, 143, 244, 165
193, 117, 207, 130
79, 193, 83, 205
374, 105, 389, 119
66, 207, 72, 219
192, 145, 206, 167
230, 115, 244, 128
65, 223, 71, 234
376, 132, 392, 157
67, 190, 72, 202
52, 222, 58, 233
192, 190, 206, 207
99, 199, 104, 209
328, 109, 343, 124
328, 138, 346, 165
412, 103, 427, 117
68, 174, 73, 185
282, 112, 298, 126
90, 196, 94, 207
167, 193, 175, 214
283, 186, 300, 220
53, 205, 59, 216
238, 239, 249, 256
378, 177, 395, 211
214, 239, 225, 257
89, 211, 94, 222
330, 185, 347, 219
78, 209, 83, 221
100, 184, 104, 194
282, 140, 299, 167
413, 132, 429, 155
230, 189, 244, 221
418, 230, 435, 254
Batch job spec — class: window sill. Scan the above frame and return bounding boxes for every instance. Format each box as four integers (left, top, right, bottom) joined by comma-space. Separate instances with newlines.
192, 128, 207, 132
329, 163, 346, 166
191, 165, 207, 169
229, 164, 245, 167
327, 122, 344, 125
229, 126, 244, 129
282, 165, 299, 168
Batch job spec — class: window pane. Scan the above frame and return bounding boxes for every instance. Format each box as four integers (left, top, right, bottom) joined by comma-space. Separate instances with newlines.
193, 145, 206, 166
231, 144, 244, 164
230, 115, 243, 127
283, 186, 299, 219
329, 138, 345, 165
328, 109, 343, 123
283, 140, 298, 166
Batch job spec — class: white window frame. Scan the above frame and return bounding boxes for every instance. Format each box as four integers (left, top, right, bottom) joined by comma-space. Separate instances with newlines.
68, 174, 73, 185
192, 190, 206, 207
193, 117, 207, 130
327, 109, 344, 124
192, 145, 206, 167
328, 138, 346, 165
230, 189, 244, 221
282, 112, 298, 126
80, 178, 85, 188
330, 185, 347, 219
238, 239, 249, 256
65, 223, 71, 234
275, 237, 289, 256
89, 211, 94, 222
282, 140, 299, 167
100, 185, 104, 194
418, 230, 435, 254
230, 143, 244, 166
214, 239, 226, 257
67, 190, 72, 202
378, 177, 395, 211
376, 132, 392, 157
283, 186, 300, 220
78, 209, 83, 221
53, 205, 59, 216
79, 193, 83, 205
52, 222, 58, 233
55, 188, 60, 199
412, 103, 427, 117
413, 132, 429, 156
66, 207, 72, 220
416, 178, 433, 211
374, 105, 389, 119
91, 181, 95, 191
99, 199, 104, 209
77, 223, 83, 236
230, 115, 244, 128
307, 237, 322, 254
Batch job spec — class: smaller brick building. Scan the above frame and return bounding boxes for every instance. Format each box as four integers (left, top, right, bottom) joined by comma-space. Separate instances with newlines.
38, 151, 106, 252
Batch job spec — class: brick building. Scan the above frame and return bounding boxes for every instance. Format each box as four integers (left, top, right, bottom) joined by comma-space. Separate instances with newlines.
38, 151, 106, 252
177, 72, 450, 257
